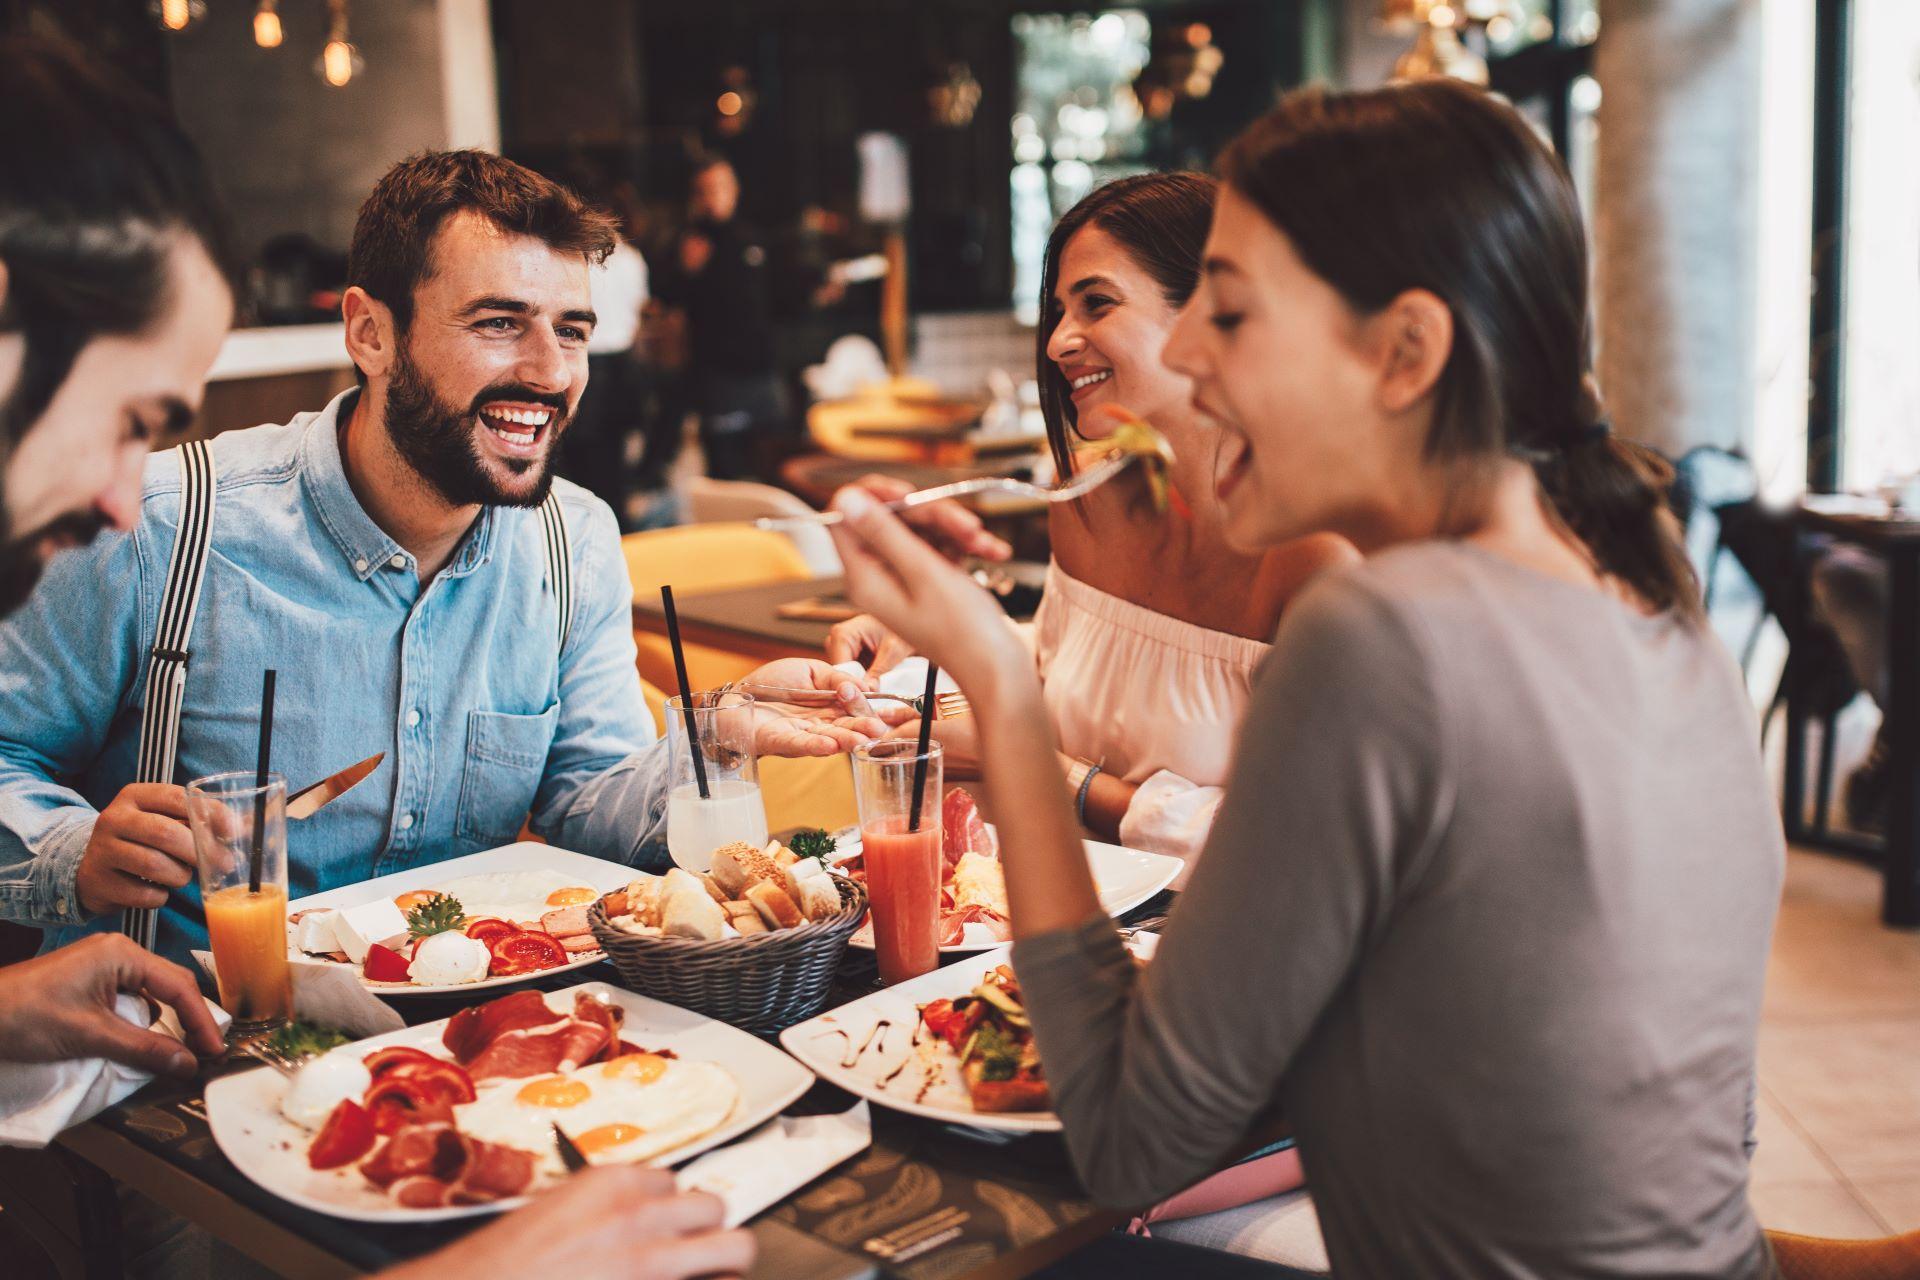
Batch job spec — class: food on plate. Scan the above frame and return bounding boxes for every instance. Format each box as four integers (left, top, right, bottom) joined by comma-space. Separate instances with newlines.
601, 843, 848, 943
287, 990, 733, 1206
289, 870, 603, 987
842, 789, 1008, 946
264, 1018, 351, 1062
280, 1048, 374, 1128
787, 828, 837, 862
1076, 408, 1176, 514
919, 965, 1048, 1113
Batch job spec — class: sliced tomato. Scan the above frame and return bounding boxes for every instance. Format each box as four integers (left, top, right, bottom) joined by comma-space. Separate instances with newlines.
363, 1045, 438, 1079
463, 918, 519, 946
946, 1001, 988, 1051
920, 998, 957, 1038
487, 930, 567, 976
307, 1099, 376, 1170
363, 943, 413, 984
364, 1076, 453, 1135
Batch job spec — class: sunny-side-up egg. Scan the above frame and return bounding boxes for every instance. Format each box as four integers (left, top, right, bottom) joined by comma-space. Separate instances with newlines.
416, 870, 599, 924
280, 1049, 374, 1130
452, 1052, 740, 1176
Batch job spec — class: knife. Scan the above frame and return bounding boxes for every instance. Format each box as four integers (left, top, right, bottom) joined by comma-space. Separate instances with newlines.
552, 1122, 590, 1173
286, 752, 385, 821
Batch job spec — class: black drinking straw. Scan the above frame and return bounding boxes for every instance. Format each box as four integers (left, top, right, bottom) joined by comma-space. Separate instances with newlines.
908, 663, 939, 831
250, 668, 277, 894
660, 586, 710, 799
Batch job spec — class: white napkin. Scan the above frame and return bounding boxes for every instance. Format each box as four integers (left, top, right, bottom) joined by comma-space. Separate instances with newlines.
832, 658, 960, 709
191, 953, 405, 1039
675, 1101, 872, 1227
0, 994, 231, 1149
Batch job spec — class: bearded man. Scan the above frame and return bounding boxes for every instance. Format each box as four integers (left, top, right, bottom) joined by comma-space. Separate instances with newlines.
0, 150, 999, 962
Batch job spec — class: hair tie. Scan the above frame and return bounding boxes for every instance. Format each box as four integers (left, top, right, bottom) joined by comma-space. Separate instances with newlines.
1579, 419, 1612, 446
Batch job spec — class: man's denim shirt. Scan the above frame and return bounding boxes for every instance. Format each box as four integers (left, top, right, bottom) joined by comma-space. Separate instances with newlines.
0, 389, 670, 959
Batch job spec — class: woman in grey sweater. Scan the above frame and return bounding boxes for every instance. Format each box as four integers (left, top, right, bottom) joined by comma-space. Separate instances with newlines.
827, 79, 1781, 1280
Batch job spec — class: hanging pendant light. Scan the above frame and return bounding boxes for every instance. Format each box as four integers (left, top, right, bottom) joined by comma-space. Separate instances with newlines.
150, 0, 207, 33
253, 0, 284, 49
317, 0, 365, 88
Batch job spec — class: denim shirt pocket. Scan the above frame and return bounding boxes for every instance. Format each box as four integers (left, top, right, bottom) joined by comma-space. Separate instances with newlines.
454, 705, 560, 846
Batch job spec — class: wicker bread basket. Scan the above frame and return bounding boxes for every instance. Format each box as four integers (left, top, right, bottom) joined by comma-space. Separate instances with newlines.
587, 875, 868, 1036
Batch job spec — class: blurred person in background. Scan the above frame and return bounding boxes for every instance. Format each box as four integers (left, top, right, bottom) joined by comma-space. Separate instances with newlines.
653, 154, 785, 482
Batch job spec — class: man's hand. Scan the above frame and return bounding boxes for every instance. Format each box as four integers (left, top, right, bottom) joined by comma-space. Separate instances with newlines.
378, 1167, 752, 1280
76, 783, 196, 916
735, 657, 906, 757
0, 934, 224, 1076
851, 475, 1012, 565
823, 614, 914, 676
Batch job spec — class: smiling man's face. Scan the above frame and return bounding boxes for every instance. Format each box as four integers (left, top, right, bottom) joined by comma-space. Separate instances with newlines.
377, 209, 596, 508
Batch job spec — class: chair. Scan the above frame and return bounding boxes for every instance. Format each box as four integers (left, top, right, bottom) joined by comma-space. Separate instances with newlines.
682, 476, 841, 576
1767, 1227, 1920, 1278
620, 526, 856, 834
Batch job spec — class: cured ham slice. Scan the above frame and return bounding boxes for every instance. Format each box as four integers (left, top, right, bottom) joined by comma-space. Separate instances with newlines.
570, 993, 625, 1064
942, 789, 993, 866
442, 990, 563, 1064
447, 1140, 537, 1204
361, 1123, 466, 1190
362, 1125, 535, 1206
391, 1175, 450, 1209
467, 1018, 610, 1082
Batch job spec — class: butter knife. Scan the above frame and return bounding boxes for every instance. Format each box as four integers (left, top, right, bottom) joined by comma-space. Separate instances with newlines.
286, 752, 385, 821
552, 1122, 590, 1173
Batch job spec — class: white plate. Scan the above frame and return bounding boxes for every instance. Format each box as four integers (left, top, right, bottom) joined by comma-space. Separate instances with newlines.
206, 980, 816, 1223
839, 836, 1181, 953
285, 844, 636, 996
780, 947, 1062, 1133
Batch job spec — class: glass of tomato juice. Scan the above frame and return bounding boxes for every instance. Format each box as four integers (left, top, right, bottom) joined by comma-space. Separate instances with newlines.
852, 738, 943, 986
187, 770, 294, 1039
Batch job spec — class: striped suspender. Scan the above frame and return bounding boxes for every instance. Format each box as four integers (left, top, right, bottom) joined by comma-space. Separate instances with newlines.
538, 492, 574, 651
124, 440, 217, 951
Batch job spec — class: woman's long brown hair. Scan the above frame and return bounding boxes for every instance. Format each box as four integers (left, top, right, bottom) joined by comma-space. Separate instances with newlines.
1218, 80, 1697, 615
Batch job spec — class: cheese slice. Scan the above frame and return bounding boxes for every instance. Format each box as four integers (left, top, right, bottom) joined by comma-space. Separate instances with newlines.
291, 909, 341, 955
331, 899, 409, 965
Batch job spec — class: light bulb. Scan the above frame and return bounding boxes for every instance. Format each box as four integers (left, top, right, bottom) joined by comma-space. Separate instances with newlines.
321, 39, 361, 87
254, 3, 283, 48
150, 0, 206, 31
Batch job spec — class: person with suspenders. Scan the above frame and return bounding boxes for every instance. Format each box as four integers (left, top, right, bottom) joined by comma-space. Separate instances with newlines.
0, 147, 1004, 970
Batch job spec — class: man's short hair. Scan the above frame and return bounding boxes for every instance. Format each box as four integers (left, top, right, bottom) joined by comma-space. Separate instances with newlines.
346, 150, 617, 346
0, 35, 237, 451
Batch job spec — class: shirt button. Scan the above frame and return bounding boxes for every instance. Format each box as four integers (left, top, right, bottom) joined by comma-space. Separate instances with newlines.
398, 813, 416, 831
55, 896, 69, 915
405, 709, 421, 728
353, 557, 369, 574
389, 553, 407, 569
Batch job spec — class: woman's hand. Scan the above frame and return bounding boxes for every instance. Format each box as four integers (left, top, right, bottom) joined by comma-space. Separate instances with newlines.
826, 488, 1033, 703
736, 657, 904, 756
824, 614, 914, 676
850, 474, 1013, 565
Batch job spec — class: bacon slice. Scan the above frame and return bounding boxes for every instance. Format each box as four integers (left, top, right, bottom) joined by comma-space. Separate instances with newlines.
441, 991, 563, 1064
361, 1124, 466, 1190
468, 1018, 611, 1081
942, 789, 993, 866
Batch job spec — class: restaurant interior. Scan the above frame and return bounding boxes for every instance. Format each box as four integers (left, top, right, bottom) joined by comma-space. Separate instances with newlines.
1, 0, 1919, 1277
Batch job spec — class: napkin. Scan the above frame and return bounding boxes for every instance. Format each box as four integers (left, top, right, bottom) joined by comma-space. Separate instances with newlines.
0, 994, 231, 1149
676, 1102, 872, 1227
831, 658, 959, 713
191, 953, 405, 1039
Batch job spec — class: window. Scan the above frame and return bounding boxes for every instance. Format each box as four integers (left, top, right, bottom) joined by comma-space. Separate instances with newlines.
1009, 10, 1153, 322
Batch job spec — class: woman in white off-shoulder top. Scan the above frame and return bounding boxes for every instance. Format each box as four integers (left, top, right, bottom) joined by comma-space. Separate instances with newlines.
829, 173, 1354, 875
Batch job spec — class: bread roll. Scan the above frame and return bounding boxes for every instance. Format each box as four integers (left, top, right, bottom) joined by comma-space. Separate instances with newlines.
745, 880, 803, 931
661, 869, 725, 940
624, 877, 664, 928
710, 842, 777, 896
723, 901, 767, 935
702, 873, 729, 904
795, 872, 844, 921
769, 842, 797, 867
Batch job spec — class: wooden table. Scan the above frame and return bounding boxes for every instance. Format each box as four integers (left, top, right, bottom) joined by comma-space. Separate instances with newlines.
1792, 502, 1920, 925
632, 576, 851, 665
39, 919, 1183, 1280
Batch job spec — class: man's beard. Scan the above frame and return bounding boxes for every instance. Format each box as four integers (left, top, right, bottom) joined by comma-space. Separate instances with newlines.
383, 344, 570, 509
0, 510, 110, 617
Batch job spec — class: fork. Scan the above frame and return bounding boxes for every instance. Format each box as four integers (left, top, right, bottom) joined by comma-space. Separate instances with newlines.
233, 1035, 313, 1078
753, 451, 1137, 531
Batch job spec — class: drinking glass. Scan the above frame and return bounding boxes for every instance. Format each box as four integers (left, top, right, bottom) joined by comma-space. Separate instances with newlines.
186, 771, 293, 1038
665, 692, 768, 873
852, 738, 943, 986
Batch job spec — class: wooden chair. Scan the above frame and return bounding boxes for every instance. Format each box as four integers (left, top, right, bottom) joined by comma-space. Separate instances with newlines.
1768, 1228, 1920, 1278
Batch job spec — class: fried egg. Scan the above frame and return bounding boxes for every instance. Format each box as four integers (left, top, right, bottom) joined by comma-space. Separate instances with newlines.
419, 870, 599, 925
452, 1052, 739, 1176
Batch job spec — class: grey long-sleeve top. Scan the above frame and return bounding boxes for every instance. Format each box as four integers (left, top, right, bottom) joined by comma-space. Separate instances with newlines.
1013, 543, 1782, 1279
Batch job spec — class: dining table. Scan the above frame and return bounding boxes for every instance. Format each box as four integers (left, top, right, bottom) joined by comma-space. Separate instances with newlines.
30, 895, 1178, 1280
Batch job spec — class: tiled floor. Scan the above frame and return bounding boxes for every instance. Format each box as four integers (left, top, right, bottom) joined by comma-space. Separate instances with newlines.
1753, 847, 1920, 1236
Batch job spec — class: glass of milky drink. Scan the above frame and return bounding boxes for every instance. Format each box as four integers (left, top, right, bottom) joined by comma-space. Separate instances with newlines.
665, 691, 770, 873
187, 771, 294, 1039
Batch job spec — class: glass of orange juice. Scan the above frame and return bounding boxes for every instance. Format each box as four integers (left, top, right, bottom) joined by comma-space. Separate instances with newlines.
187, 771, 293, 1039
852, 739, 943, 986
